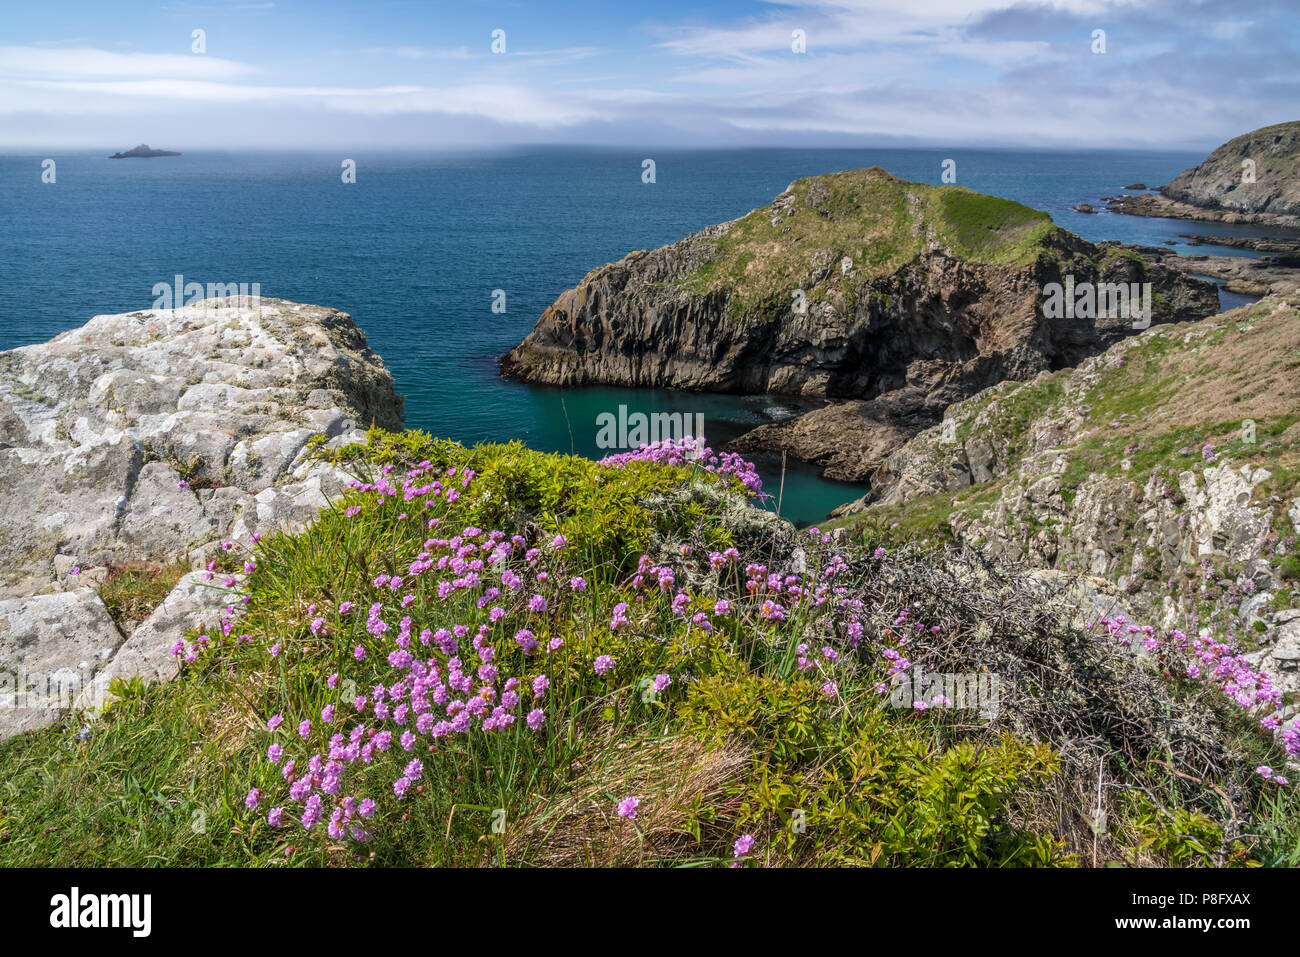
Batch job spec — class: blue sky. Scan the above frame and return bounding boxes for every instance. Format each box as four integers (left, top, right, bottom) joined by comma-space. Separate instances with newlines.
1, 0, 1296, 150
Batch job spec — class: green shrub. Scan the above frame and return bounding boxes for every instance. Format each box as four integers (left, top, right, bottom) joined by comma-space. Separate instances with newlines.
680, 671, 1066, 866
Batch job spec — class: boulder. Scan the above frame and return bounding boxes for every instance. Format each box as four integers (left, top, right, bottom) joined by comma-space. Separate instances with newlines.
76, 571, 245, 714
0, 298, 400, 598
0, 590, 123, 741
0, 298, 402, 737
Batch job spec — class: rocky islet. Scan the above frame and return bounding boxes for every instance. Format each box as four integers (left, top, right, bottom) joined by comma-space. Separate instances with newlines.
503, 166, 1219, 483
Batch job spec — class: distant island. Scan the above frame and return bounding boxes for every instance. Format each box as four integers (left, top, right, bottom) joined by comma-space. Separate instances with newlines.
109, 144, 181, 159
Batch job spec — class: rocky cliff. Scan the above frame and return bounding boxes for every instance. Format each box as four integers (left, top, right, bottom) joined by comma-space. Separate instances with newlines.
1106, 122, 1300, 227
828, 293, 1300, 748
503, 167, 1218, 479
1164, 122, 1300, 221
0, 299, 402, 738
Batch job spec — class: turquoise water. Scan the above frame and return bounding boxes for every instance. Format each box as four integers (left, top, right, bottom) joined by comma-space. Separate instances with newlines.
0, 148, 1286, 524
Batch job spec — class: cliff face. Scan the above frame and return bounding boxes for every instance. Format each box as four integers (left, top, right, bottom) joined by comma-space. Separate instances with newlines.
503, 167, 1218, 481
1105, 122, 1300, 227
1162, 122, 1300, 221
505, 168, 1215, 399
0, 299, 402, 738
828, 293, 1300, 752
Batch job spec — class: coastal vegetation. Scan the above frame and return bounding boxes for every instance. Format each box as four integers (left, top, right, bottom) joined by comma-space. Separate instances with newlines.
673, 168, 1056, 320
2, 427, 1296, 866
4, 131, 1299, 869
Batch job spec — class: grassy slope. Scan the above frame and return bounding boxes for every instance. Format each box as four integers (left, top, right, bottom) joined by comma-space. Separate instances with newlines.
671, 167, 1058, 321
0, 430, 1296, 867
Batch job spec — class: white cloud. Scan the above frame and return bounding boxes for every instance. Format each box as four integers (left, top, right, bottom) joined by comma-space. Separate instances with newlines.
656, 0, 1153, 61
1207, 20, 1254, 40
508, 46, 602, 60
0, 45, 254, 80
3, 75, 603, 127
0, 0, 1291, 151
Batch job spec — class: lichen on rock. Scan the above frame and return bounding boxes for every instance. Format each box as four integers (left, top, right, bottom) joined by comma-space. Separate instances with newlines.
0, 298, 402, 738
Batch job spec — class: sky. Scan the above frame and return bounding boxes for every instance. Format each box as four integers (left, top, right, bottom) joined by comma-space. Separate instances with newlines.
1, 0, 1296, 151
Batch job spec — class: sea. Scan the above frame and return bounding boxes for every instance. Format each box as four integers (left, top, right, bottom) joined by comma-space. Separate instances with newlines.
1, 147, 1289, 526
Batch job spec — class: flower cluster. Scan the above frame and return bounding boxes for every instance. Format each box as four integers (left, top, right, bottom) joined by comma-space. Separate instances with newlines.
223, 455, 870, 850
598, 438, 764, 499
226, 462, 596, 839
181, 441, 1297, 863
1094, 615, 1298, 765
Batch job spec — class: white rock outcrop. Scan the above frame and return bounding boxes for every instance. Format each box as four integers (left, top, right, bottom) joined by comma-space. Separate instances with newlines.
0, 299, 402, 739
0, 590, 123, 737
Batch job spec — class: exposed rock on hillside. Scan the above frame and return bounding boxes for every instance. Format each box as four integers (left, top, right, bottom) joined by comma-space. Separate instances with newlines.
0, 590, 123, 737
1106, 122, 1300, 227
0, 298, 402, 739
830, 294, 1300, 749
1164, 122, 1300, 221
826, 295, 1300, 759
503, 167, 1218, 479
1137, 244, 1300, 298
